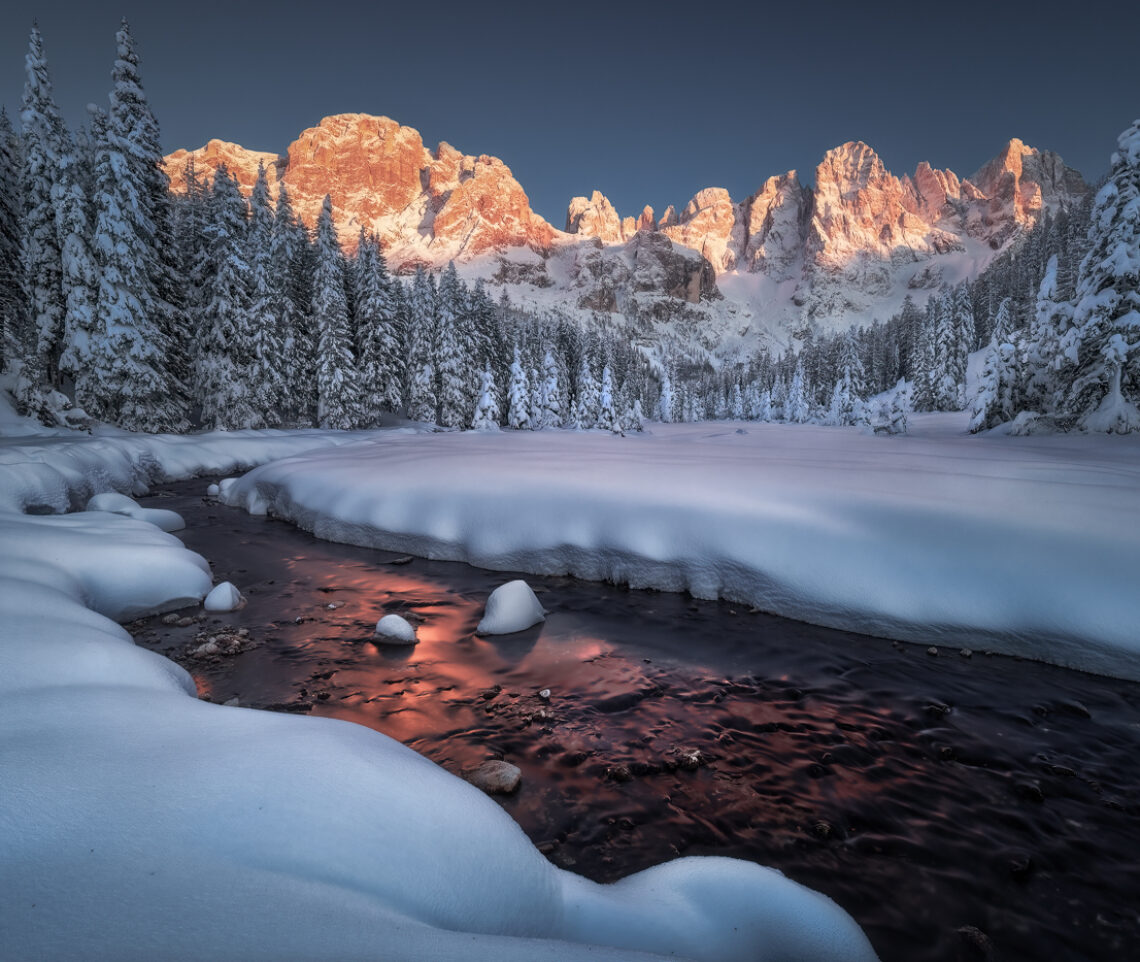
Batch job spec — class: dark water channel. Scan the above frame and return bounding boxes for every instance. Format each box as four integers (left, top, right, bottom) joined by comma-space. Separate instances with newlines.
133, 479, 1140, 962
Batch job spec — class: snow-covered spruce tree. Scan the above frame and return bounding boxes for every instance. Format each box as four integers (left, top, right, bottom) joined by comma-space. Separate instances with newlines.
507, 346, 531, 430
110, 20, 189, 422
88, 101, 185, 432
435, 262, 471, 428
0, 108, 23, 372
17, 26, 65, 408
471, 363, 501, 431
268, 184, 312, 423
246, 164, 287, 425
1061, 119, 1140, 433
597, 365, 622, 434
404, 266, 437, 420
729, 382, 744, 420
407, 362, 436, 423
786, 358, 811, 423
886, 379, 912, 434
1020, 258, 1071, 414
910, 300, 937, 411
352, 230, 401, 423
54, 130, 98, 413
195, 167, 256, 429
757, 388, 773, 422
828, 331, 866, 425
573, 353, 599, 428
969, 298, 1018, 433
657, 365, 675, 423
312, 195, 359, 429
539, 349, 563, 428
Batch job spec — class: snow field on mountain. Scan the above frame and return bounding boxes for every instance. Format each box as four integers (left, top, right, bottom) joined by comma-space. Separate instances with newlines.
224, 417, 1140, 680
0, 425, 879, 962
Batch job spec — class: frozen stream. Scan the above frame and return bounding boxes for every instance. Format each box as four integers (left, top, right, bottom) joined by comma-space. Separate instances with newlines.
134, 479, 1140, 962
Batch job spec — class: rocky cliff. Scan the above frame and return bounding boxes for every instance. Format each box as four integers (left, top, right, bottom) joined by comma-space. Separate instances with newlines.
165, 115, 1088, 354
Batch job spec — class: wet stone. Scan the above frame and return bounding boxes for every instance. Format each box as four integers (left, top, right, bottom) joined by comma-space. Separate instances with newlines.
466, 760, 522, 795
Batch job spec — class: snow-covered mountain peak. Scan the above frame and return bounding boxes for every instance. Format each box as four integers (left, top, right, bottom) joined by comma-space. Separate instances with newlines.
165, 115, 1089, 359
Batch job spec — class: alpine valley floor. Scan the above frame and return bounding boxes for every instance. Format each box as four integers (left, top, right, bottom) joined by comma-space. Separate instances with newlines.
3, 411, 1139, 961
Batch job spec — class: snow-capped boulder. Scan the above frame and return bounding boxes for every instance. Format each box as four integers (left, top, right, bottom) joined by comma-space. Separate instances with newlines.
374, 613, 417, 645
85, 491, 185, 532
206, 483, 220, 497
476, 580, 546, 635
203, 581, 244, 612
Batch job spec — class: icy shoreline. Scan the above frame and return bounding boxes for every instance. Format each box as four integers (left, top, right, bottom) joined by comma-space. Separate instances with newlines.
221, 419, 1140, 682
0, 425, 878, 962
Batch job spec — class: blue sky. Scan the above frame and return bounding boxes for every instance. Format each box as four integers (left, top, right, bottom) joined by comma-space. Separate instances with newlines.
2, 0, 1136, 223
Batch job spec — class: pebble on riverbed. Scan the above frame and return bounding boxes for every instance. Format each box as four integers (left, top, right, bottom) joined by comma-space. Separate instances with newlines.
465, 760, 521, 795
187, 627, 253, 660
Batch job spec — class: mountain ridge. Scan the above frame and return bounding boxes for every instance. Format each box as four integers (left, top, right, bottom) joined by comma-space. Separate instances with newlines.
164, 113, 1089, 356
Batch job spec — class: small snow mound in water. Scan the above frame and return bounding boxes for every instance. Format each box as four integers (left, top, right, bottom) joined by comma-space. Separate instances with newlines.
374, 613, 417, 644
206, 483, 220, 497
477, 580, 546, 635
85, 491, 185, 532
203, 581, 244, 612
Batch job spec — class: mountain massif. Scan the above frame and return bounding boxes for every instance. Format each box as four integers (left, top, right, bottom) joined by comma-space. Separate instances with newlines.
165, 113, 1089, 355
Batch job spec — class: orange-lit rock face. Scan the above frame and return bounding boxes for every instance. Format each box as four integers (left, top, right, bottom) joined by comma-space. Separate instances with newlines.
662, 188, 741, 273
163, 139, 284, 196
165, 116, 1085, 286
742, 172, 804, 278
566, 190, 625, 244
165, 113, 555, 263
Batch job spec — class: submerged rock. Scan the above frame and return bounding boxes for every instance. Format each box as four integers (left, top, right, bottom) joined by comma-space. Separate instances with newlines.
466, 760, 521, 795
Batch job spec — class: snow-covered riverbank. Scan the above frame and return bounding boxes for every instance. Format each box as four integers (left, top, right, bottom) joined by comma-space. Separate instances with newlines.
0, 419, 878, 962
222, 417, 1140, 680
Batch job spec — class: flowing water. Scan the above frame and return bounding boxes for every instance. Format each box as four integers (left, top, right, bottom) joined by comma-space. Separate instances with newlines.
133, 479, 1140, 962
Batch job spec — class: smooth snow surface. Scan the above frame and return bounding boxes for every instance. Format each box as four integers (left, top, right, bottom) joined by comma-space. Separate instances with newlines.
374, 613, 418, 644
477, 579, 546, 634
203, 581, 244, 612
1, 424, 879, 962
87, 490, 186, 532
224, 418, 1140, 680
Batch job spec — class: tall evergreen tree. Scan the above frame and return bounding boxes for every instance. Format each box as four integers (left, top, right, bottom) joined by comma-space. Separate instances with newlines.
435, 262, 470, 428
404, 266, 437, 419
195, 168, 255, 429
471, 363, 501, 431
0, 108, 23, 371
312, 195, 358, 429
18, 25, 65, 405
268, 184, 312, 423
970, 298, 1018, 433
353, 229, 402, 423
246, 164, 287, 424
88, 97, 184, 431
1062, 120, 1140, 433
786, 358, 810, 423
54, 129, 97, 410
107, 19, 189, 425
539, 348, 563, 428
507, 346, 531, 430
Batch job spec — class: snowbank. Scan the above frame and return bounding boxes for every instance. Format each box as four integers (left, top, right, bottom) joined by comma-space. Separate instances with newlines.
224, 419, 1140, 680
1, 427, 879, 961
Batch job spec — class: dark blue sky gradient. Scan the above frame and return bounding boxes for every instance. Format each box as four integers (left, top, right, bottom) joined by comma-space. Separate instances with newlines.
2, 0, 1136, 224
